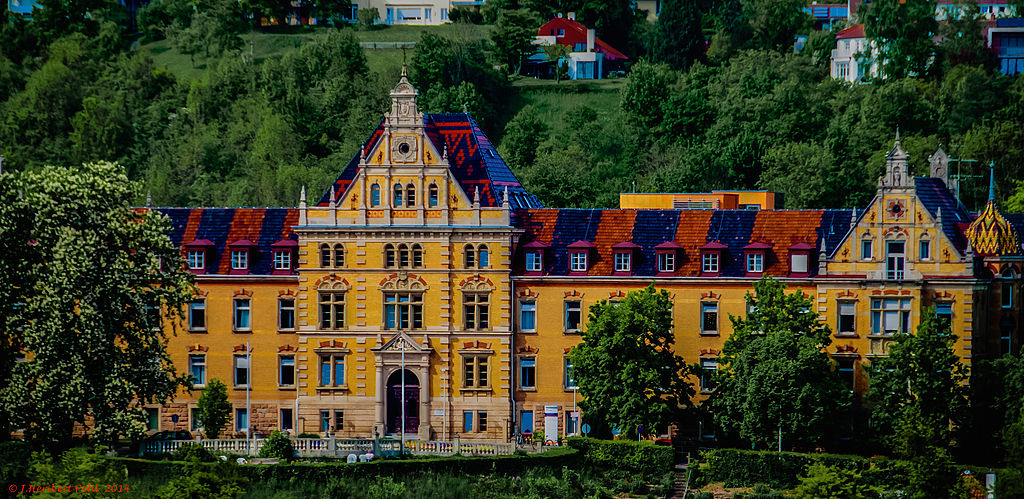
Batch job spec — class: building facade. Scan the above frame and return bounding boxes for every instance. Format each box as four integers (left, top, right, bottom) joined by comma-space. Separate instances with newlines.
147, 76, 1022, 443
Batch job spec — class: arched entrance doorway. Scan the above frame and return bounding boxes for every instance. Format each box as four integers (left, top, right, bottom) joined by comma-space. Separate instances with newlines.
386, 369, 419, 435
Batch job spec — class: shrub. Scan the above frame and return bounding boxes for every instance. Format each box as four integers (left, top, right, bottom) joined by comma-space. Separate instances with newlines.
700, 448, 916, 490
358, 8, 380, 29
30, 446, 129, 495
155, 460, 247, 499
258, 431, 295, 462
795, 462, 879, 499
566, 437, 674, 480
196, 379, 231, 439
0, 440, 32, 484
172, 443, 216, 463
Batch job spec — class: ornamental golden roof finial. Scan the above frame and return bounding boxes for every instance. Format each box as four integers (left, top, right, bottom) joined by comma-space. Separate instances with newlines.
966, 163, 1020, 256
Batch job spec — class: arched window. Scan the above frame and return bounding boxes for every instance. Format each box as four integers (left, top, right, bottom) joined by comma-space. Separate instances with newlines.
412, 244, 423, 268
406, 183, 416, 207
384, 244, 396, 268
428, 184, 439, 207
399, 244, 410, 268
393, 184, 403, 207
332, 244, 344, 268
464, 244, 476, 268
371, 183, 381, 207
477, 244, 489, 268
320, 244, 332, 268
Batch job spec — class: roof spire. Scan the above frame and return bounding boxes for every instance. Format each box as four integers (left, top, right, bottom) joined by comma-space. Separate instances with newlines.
989, 162, 996, 202
895, 125, 900, 143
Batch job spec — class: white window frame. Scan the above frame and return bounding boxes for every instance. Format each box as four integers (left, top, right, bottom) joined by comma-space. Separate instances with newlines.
701, 302, 718, 333
187, 250, 205, 270
519, 301, 536, 332
746, 253, 763, 273
188, 300, 206, 331
279, 355, 295, 387
702, 252, 719, 273
274, 250, 291, 270
278, 298, 295, 331
570, 251, 588, 272
526, 251, 543, 272
231, 250, 248, 270
189, 354, 206, 386
614, 252, 631, 272
658, 252, 675, 273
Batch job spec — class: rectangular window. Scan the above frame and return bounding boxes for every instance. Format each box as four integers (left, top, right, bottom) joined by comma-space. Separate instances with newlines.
521, 410, 534, 433
384, 292, 423, 330
564, 301, 582, 331
463, 411, 473, 432
463, 355, 488, 388
191, 407, 202, 431
919, 240, 930, 261
478, 411, 487, 432
936, 303, 953, 332
747, 253, 763, 273
279, 356, 295, 386
861, 240, 873, 260
701, 302, 718, 333
520, 301, 536, 331
188, 301, 206, 331
319, 292, 345, 330
700, 359, 717, 392
441, 8, 447, 21
334, 410, 344, 431
231, 250, 248, 270
564, 357, 577, 389
614, 252, 631, 272
570, 252, 588, 272
702, 253, 719, 273
837, 359, 855, 389
187, 250, 205, 270
566, 411, 578, 435
870, 298, 912, 335
320, 410, 330, 432
279, 299, 295, 331
526, 251, 542, 272
233, 298, 251, 331
280, 408, 293, 431
189, 355, 206, 386
886, 241, 905, 280
319, 354, 345, 387
274, 251, 291, 270
236, 408, 248, 433
463, 293, 490, 330
838, 302, 856, 335
234, 355, 249, 387
791, 254, 809, 273
146, 408, 159, 431
658, 252, 675, 273
1003, 283, 1013, 309
520, 357, 536, 389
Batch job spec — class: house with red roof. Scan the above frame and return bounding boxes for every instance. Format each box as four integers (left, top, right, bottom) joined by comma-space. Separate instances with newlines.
830, 24, 878, 82
525, 13, 629, 80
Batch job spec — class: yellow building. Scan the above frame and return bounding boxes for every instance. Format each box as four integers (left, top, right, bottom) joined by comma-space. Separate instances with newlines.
148, 77, 1021, 444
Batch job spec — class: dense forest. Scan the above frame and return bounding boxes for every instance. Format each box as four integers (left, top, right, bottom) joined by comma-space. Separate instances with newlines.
1, 0, 1023, 212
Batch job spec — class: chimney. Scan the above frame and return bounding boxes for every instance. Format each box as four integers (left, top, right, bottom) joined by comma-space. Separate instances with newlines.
587, 29, 595, 52
567, 12, 576, 20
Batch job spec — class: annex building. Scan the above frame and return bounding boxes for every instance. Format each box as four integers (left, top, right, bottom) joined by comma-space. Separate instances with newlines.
145, 74, 1024, 444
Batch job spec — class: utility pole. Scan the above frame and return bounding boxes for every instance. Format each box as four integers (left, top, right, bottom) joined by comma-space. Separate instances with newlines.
400, 332, 405, 456
246, 341, 251, 456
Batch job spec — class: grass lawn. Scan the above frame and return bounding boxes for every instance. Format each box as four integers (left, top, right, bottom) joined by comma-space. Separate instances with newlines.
496, 78, 624, 142
140, 23, 492, 82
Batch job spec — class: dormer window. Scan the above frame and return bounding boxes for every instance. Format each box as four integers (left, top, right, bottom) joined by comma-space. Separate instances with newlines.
743, 242, 771, 278
700, 241, 727, 277
274, 251, 290, 270
655, 241, 682, 276
187, 250, 205, 270
789, 242, 815, 278
568, 240, 594, 275
271, 239, 297, 274
183, 239, 214, 274
228, 239, 257, 275
522, 241, 548, 275
612, 241, 639, 275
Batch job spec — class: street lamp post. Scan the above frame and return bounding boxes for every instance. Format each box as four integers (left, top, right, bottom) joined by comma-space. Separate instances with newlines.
400, 332, 405, 456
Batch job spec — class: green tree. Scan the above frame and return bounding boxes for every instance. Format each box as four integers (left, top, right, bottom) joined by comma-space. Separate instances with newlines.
708, 277, 851, 449
758, 142, 838, 209
357, 7, 380, 28
0, 161, 195, 446
541, 43, 571, 83
498, 106, 548, 170
568, 284, 693, 438
741, 0, 812, 53
70, 95, 128, 164
866, 307, 968, 450
939, 0, 993, 70
652, 0, 705, 70
196, 379, 231, 439
257, 430, 295, 461
860, 0, 939, 79
795, 462, 878, 499
619, 60, 676, 132
491, 9, 539, 75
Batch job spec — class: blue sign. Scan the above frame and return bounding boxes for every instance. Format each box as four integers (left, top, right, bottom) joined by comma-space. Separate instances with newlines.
581, 423, 591, 435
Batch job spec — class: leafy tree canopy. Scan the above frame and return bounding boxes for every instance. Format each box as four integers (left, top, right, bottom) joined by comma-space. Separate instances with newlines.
568, 284, 694, 438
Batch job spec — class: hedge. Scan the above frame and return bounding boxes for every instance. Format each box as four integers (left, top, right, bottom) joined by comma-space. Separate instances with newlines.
110, 447, 580, 484
695, 448, 912, 489
566, 437, 675, 479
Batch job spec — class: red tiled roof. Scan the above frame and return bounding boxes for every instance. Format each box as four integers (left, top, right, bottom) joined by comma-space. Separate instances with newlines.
537, 17, 629, 61
836, 24, 865, 40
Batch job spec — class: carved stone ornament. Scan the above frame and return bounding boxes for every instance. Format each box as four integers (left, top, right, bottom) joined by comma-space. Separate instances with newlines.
392, 135, 417, 163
